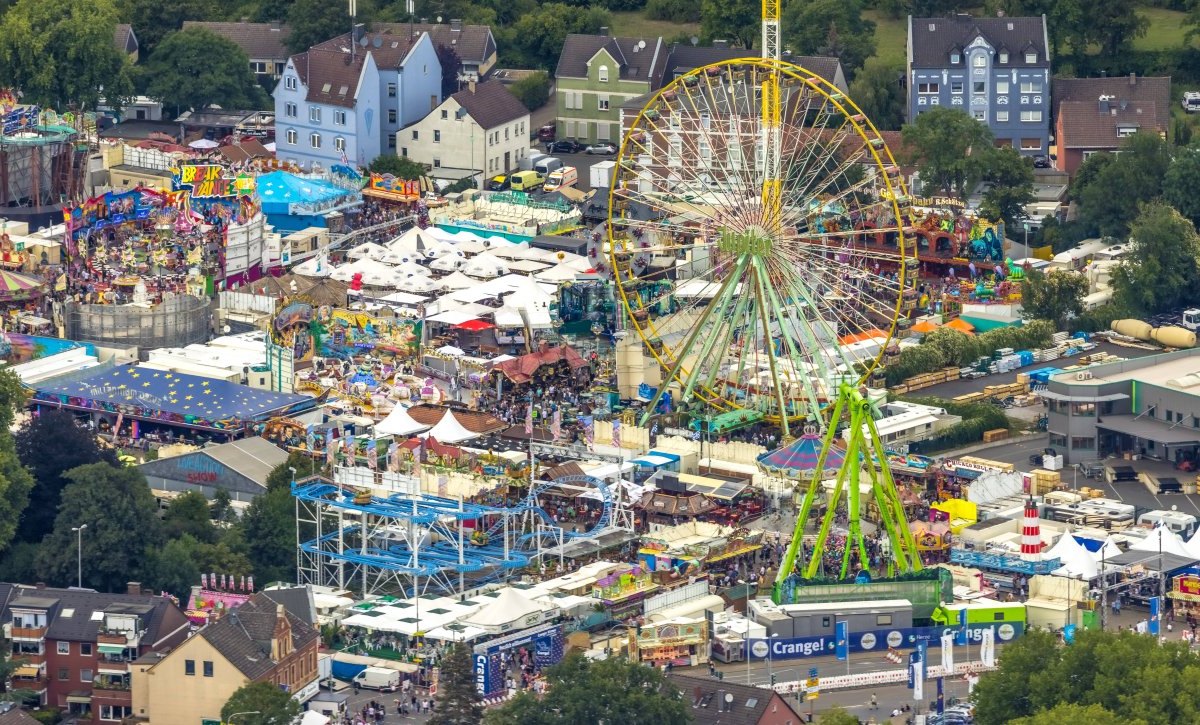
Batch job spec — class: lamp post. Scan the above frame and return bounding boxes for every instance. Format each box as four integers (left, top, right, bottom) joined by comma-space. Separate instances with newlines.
71, 524, 87, 588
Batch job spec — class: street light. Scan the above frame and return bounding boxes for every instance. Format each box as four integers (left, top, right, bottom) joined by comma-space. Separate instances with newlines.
70, 524, 87, 588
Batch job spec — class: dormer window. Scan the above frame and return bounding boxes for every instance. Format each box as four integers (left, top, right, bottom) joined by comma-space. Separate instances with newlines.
972, 55, 986, 68
999, 51, 1008, 63
598, 65, 609, 82
1025, 51, 1037, 63
950, 52, 961, 64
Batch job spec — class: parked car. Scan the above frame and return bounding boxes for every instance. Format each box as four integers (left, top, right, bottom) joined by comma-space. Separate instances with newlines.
1033, 155, 1051, 168
537, 123, 556, 142
550, 140, 584, 154
585, 142, 617, 155
487, 174, 510, 191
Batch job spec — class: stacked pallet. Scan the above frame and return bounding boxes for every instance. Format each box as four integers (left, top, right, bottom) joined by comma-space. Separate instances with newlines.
982, 428, 1010, 442
983, 382, 1028, 397
893, 366, 962, 394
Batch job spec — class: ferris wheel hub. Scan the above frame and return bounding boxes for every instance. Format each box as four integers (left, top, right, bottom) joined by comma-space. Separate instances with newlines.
718, 227, 774, 257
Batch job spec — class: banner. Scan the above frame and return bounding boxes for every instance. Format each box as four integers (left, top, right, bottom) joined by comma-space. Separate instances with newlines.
912, 660, 924, 701
1150, 596, 1161, 637
746, 621, 1023, 661
955, 607, 968, 646
981, 627, 996, 667
940, 633, 954, 672
835, 620, 848, 661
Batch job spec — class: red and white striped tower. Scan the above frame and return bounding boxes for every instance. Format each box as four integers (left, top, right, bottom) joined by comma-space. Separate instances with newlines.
1020, 497, 1043, 560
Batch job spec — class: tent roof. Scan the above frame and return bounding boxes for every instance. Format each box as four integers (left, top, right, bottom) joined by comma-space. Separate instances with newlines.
464, 588, 544, 626
462, 252, 510, 279
491, 346, 588, 384
420, 409, 479, 443
437, 271, 475, 289
1130, 526, 1192, 558
758, 434, 846, 475
375, 406, 431, 437
1048, 531, 1098, 579
911, 319, 940, 333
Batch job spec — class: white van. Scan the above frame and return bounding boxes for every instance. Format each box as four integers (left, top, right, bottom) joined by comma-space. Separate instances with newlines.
353, 666, 401, 692
544, 166, 578, 192
533, 156, 563, 176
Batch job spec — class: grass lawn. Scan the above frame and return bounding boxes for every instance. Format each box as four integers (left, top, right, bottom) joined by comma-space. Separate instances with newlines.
609, 10, 701, 42
1133, 7, 1196, 51
864, 9, 908, 68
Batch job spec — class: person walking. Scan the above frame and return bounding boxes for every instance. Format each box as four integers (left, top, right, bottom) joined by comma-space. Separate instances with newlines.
871, 692, 878, 710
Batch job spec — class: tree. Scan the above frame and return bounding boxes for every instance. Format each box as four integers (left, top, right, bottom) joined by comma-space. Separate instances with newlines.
368, 155, 428, 179
510, 72, 551, 112
782, 0, 876, 79
700, 0, 759, 48
211, 488, 235, 522
143, 28, 269, 116
1163, 146, 1200, 228
13, 409, 116, 543
1112, 202, 1200, 315
901, 107, 994, 198
436, 44, 463, 98
486, 652, 689, 725
115, 0, 210, 57
506, 3, 611, 70
1077, 0, 1148, 58
428, 643, 483, 725
0, 0, 134, 111
221, 681, 302, 725
817, 709, 862, 725
36, 464, 163, 591
242, 488, 297, 585
265, 451, 317, 492
1010, 703, 1130, 725
847, 59, 905, 131
646, 0, 700, 23
0, 437, 33, 560
0, 370, 28, 431
146, 535, 202, 602
1020, 269, 1089, 328
163, 491, 217, 543
1074, 133, 1171, 239
979, 147, 1035, 226
286, 0, 375, 54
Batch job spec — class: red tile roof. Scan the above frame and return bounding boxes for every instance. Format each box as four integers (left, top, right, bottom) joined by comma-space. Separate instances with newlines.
492, 346, 588, 384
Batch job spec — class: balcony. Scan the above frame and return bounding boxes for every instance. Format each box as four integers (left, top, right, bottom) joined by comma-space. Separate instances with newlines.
96, 632, 131, 646
10, 626, 46, 641
93, 676, 131, 692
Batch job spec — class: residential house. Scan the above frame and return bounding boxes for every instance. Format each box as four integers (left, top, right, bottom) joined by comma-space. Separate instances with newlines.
274, 26, 442, 169
1052, 73, 1171, 174
131, 592, 320, 723
114, 24, 138, 61
667, 674, 806, 725
656, 43, 847, 93
182, 21, 293, 81
0, 703, 39, 725
0, 583, 190, 722
375, 20, 498, 83
555, 33, 666, 144
401, 81, 531, 187
906, 15, 1051, 155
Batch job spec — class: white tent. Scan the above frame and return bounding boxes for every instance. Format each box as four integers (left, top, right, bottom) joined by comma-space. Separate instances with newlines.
423, 227, 458, 242
390, 227, 438, 254
1048, 533, 1098, 579
392, 260, 430, 278
455, 240, 489, 255
482, 235, 515, 248
375, 406, 431, 436
561, 254, 594, 272
436, 344, 466, 356
491, 243, 542, 261
437, 271, 476, 290
421, 409, 478, 443
347, 241, 388, 260
508, 259, 551, 274
406, 276, 443, 294
462, 588, 547, 630
534, 263, 580, 282
463, 253, 510, 279
300, 711, 330, 725
292, 254, 330, 278
429, 254, 463, 272
1185, 530, 1200, 559
426, 241, 463, 259
1130, 525, 1192, 558
451, 230, 485, 243
1096, 536, 1125, 569
380, 248, 419, 265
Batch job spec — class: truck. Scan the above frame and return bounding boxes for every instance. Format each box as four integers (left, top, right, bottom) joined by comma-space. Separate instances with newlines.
589, 160, 616, 189
353, 666, 402, 692
544, 166, 578, 192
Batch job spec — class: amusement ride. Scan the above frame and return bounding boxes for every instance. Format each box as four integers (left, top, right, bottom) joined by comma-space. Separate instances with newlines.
604, 1, 928, 597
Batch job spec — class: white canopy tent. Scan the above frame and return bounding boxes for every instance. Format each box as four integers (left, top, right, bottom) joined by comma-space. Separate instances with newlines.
463, 253, 511, 279
455, 240, 489, 255
426, 241, 463, 259
347, 241, 388, 260
461, 588, 552, 633
534, 263, 581, 282
421, 409, 478, 443
429, 254, 463, 272
374, 406, 431, 436
1130, 525, 1192, 558
428, 309, 480, 325
1048, 533, 1099, 579
436, 271, 476, 290
508, 259, 552, 274
405, 276, 443, 294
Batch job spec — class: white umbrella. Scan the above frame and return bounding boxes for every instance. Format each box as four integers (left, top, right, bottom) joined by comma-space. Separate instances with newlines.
392, 260, 429, 277
407, 276, 442, 294
188, 138, 219, 149
380, 249, 417, 265
437, 345, 465, 357
348, 242, 388, 260
430, 255, 462, 272
463, 252, 510, 279
437, 271, 475, 290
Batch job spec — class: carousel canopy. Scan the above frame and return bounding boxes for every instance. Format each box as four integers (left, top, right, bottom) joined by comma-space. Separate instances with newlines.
758, 433, 847, 477
0, 269, 47, 301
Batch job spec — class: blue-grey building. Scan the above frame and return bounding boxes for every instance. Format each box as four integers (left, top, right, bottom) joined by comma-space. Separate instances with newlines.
906, 15, 1051, 156
274, 26, 442, 169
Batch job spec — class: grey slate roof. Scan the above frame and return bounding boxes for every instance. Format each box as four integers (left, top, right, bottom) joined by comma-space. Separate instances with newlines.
199, 592, 318, 680
292, 29, 422, 108
451, 82, 528, 130
668, 674, 804, 725
203, 436, 289, 487
555, 34, 665, 84
183, 21, 291, 60
262, 586, 318, 626
0, 584, 183, 644
1052, 74, 1170, 111
909, 15, 1048, 68
374, 22, 496, 65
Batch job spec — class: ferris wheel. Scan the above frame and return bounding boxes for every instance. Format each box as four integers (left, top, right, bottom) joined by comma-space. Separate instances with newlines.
606, 57, 915, 437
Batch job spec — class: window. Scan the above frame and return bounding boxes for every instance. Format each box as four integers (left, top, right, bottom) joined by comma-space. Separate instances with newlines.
598, 65, 609, 82
412, 130, 419, 140
598, 96, 610, 111
57, 642, 69, 655
950, 81, 963, 94
57, 668, 68, 681
286, 129, 297, 145
310, 133, 321, 148
285, 76, 297, 91
996, 111, 1009, 122
100, 705, 132, 721
441, 109, 448, 120
185, 660, 195, 676
916, 82, 939, 94
950, 52, 961, 64
80, 668, 92, 683
973, 54, 986, 67
433, 130, 441, 143
1117, 125, 1139, 138
81, 643, 92, 656
1020, 111, 1043, 123
252, 61, 267, 74
1020, 138, 1042, 150
388, 136, 396, 149
1019, 81, 1043, 94
309, 107, 320, 123
972, 110, 986, 121
1071, 402, 1096, 417
999, 51, 1009, 63
334, 110, 346, 125
388, 109, 397, 124
1025, 51, 1038, 63
996, 81, 1009, 95
973, 81, 985, 94
401, 147, 407, 157
1049, 432, 1067, 447
284, 102, 297, 118
433, 158, 441, 168
203, 661, 213, 677
877, 614, 893, 626
334, 137, 345, 152
1071, 436, 1095, 450
388, 83, 396, 97
668, 135, 682, 166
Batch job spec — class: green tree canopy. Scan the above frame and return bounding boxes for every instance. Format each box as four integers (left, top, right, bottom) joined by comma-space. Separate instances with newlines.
242, 487, 297, 585
979, 147, 1035, 226
265, 451, 318, 492
817, 709, 863, 725
510, 72, 551, 112
428, 642, 483, 725
162, 491, 218, 543
901, 107, 994, 198
14, 409, 116, 543
485, 652, 689, 725
1163, 146, 1200, 228
36, 464, 163, 590
221, 681, 302, 725
1073, 133, 1171, 239
1111, 202, 1200, 315
368, 155, 428, 179
847, 59, 905, 131
781, 0, 876, 79
285, 0, 375, 54
143, 28, 269, 115
1010, 702, 1133, 725
0, 0, 133, 110
1020, 269, 1089, 329
700, 0, 758, 48
504, 3, 611, 70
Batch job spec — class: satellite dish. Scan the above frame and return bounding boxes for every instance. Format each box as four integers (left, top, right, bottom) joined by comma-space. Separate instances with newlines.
373, 36, 382, 48
359, 36, 368, 47
437, 15, 443, 23
690, 36, 699, 46
724, 693, 734, 704
638, 40, 646, 50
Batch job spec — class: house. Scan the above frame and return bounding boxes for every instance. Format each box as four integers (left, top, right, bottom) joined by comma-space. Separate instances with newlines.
183, 21, 293, 80
656, 43, 848, 93
555, 33, 666, 144
274, 25, 442, 169
401, 81, 531, 187
113, 24, 138, 61
138, 436, 288, 504
0, 583, 190, 722
0, 704, 39, 725
1052, 73, 1171, 174
375, 20, 498, 82
131, 592, 320, 723
907, 15, 1051, 156
667, 674, 806, 725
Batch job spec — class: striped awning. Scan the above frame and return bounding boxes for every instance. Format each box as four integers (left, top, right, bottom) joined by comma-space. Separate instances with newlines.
97, 643, 126, 654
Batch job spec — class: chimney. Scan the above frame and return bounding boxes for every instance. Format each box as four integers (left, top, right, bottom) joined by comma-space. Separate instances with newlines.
713, 39, 729, 49
1129, 72, 1137, 86
352, 23, 366, 43
126, 581, 141, 596
468, 79, 476, 93
1098, 95, 1110, 113
599, 26, 609, 37
270, 603, 292, 661
450, 18, 462, 31
270, 20, 282, 30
